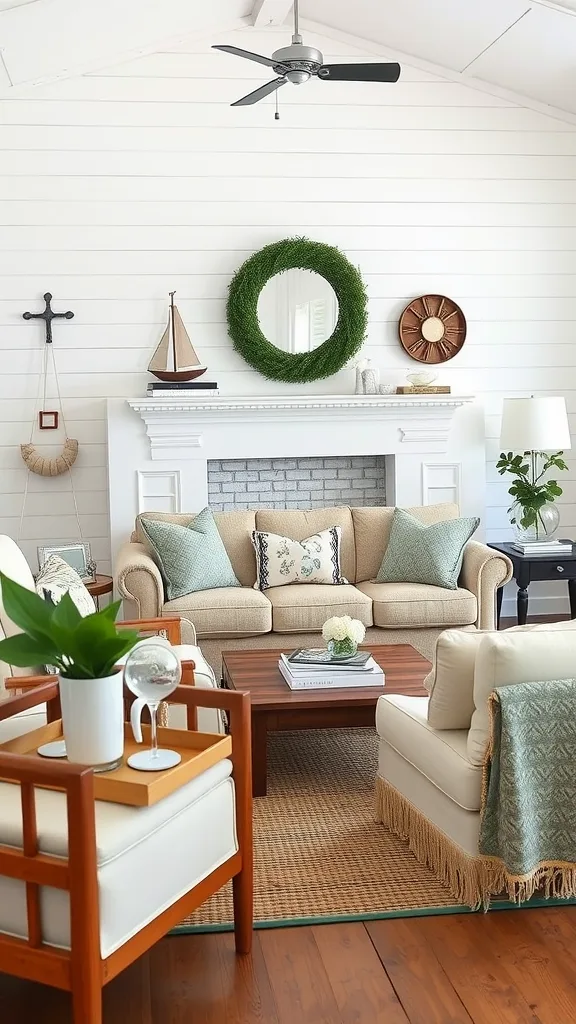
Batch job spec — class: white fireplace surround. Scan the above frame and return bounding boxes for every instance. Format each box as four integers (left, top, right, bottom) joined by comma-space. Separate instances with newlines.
107, 395, 485, 564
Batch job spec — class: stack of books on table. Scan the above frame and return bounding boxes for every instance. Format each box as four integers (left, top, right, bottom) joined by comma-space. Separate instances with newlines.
279, 648, 385, 690
512, 538, 573, 555
147, 381, 219, 398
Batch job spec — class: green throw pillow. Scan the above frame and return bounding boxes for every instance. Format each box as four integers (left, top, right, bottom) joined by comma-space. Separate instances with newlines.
140, 508, 241, 599
376, 508, 479, 590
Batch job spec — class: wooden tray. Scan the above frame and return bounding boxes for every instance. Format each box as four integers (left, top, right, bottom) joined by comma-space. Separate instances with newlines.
0, 721, 232, 807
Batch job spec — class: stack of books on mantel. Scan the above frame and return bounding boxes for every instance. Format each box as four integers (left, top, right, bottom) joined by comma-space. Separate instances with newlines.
279, 648, 385, 690
512, 538, 573, 555
147, 381, 219, 398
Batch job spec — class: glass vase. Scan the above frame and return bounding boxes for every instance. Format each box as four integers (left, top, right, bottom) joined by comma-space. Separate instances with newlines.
327, 637, 358, 659
511, 501, 560, 544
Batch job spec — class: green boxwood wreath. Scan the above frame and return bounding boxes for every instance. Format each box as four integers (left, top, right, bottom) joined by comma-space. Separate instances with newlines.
226, 237, 368, 383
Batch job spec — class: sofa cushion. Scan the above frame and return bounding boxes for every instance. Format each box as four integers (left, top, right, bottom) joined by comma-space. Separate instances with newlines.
356, 581, 477, 628
468, 629, 576, 766
164, 586, 271, 639
135, 510, 257, 588
140, 509, 241, 599
376, 508, 479, 590
352, 503, 460, 584
252, 526, 347, 590
255, 507, 356, 584
267, 583, 372, 633
0, 759, 237, 958
376, 693, 482, 811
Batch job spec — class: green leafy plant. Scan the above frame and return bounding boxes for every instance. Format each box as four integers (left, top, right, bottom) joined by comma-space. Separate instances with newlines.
0, 572, 139, 679
227, 236, 368, 383
496, 450, 568, 533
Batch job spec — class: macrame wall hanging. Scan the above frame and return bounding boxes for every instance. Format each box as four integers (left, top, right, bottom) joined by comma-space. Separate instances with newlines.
20, 293, 78, 476
18, 293, 84, 545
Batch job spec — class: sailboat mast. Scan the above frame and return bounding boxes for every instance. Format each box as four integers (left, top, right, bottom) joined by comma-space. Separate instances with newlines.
169, 290, 177, 372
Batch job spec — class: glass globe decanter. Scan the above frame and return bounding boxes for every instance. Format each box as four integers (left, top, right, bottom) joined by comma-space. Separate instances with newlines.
511, 501, 560, 544
123, 642, 181, 771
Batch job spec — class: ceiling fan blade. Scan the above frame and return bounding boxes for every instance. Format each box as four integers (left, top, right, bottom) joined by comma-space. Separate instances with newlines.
317, 62, 401, 83
232, 78, 288, 107
212, 45, 289, 72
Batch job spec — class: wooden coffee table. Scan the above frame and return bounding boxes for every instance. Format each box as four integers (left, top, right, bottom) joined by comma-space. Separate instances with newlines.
222, 645, 431, 796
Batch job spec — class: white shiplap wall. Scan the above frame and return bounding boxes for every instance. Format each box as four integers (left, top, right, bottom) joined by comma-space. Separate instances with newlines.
1, 24, 576, 614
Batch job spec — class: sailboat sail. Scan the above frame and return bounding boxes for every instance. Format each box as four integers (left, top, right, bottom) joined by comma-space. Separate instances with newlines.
148, 294, 206, 380
148, 323, 171, 372
173, 306, 202, 371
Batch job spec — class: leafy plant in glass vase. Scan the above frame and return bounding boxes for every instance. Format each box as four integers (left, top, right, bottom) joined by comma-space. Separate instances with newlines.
496, 450, 568, 543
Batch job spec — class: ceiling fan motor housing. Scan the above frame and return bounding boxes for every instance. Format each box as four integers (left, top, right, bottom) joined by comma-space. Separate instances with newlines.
272, 43, 324, 83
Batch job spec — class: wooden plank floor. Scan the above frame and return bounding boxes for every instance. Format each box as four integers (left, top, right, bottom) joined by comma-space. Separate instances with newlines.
3, 908, 576, 1023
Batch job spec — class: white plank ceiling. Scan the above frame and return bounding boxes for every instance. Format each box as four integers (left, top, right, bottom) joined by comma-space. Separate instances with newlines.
1, 0, 576, 117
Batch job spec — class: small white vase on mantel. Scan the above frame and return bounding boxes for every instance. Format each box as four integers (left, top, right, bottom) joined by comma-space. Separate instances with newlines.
59, 671, 124, 772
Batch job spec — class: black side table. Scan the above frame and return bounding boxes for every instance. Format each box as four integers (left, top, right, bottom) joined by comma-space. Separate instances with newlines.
488, 541, 576, 627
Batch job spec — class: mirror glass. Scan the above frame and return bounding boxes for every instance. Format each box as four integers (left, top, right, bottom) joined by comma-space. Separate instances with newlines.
257, 269, 339, 353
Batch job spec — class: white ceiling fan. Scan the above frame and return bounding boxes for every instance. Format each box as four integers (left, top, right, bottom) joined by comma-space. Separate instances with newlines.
212, 0, 401, 107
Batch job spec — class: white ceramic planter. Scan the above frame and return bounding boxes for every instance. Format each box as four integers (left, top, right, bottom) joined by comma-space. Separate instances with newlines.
59, 671, 124, 772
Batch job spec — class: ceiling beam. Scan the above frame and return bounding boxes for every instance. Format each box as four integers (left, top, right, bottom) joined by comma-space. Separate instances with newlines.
251, 0, 293, 27
301, 16, 576, 126
0, 0, 251, 89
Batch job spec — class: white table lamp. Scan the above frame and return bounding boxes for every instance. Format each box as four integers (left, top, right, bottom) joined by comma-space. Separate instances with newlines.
498, 396, 571, 545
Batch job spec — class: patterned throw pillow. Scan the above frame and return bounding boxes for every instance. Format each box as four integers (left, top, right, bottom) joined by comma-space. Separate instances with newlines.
35, 554, 96, 616
252, 526, 348, 591
376, 508, 479, 590
140, 507, 241, 599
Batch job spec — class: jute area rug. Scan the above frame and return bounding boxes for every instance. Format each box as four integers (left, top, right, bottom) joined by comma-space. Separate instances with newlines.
174, 727, 460, 933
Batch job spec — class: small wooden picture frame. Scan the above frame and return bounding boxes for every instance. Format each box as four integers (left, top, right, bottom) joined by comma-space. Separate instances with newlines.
39, 411, 59, 430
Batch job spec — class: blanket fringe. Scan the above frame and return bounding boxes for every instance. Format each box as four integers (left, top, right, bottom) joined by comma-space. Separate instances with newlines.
375, 777, 576, 909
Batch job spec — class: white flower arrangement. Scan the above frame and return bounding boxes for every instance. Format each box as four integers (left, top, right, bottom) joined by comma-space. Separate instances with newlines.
322, 615, 366, 645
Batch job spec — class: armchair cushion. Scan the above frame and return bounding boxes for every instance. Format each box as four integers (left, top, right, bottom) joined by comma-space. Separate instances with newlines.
426, 629, 484, 730
468, 630, 576, 765
356, 581, 476, 628
0, 759, 237, 958
376, 693, 482, 811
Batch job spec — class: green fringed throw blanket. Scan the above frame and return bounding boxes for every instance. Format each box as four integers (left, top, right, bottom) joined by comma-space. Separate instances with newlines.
480, 677, 576, 904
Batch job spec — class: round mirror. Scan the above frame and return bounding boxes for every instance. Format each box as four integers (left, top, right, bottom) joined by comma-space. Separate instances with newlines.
256, 269, 339, 353
227, 237, 368, 383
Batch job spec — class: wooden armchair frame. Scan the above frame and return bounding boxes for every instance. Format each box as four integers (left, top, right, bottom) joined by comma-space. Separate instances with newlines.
0, 672, 253, 1024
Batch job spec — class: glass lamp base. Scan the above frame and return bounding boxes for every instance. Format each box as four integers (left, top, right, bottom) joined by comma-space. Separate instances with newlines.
512, 502, 560, 544
127, 749, 182, 772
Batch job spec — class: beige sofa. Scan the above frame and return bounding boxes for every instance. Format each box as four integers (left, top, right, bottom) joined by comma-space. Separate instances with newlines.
115, 503, 512, 674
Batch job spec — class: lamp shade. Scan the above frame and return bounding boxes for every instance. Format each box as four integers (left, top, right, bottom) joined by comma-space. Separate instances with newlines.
499, 397, 571, 452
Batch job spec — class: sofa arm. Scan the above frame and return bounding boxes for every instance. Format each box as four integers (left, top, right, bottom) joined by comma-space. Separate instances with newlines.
460, 541, 513, 630
115, 541, 164, 619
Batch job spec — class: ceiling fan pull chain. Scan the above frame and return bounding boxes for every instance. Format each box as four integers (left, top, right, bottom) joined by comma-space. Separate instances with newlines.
275, 90, 280, 121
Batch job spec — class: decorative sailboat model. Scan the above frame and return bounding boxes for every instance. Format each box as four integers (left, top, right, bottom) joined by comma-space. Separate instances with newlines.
148, 291, 207, 382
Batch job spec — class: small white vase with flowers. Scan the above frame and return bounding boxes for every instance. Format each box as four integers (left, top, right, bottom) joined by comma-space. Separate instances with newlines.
322, 615, 366, 659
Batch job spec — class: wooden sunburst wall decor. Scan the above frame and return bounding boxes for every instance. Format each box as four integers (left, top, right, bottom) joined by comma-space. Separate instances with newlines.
398, 294, 466, 364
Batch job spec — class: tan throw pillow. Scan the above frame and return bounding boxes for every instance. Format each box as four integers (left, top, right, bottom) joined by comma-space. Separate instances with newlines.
467, 630, 576, 766
252, 526, 348, 591
426, 629, 486, 730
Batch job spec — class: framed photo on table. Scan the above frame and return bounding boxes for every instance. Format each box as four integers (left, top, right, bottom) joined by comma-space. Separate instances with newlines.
37, 542, 96, 582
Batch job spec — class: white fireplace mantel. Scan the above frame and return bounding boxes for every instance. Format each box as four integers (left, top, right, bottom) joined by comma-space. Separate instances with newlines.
107, 393, 485, 564
128, 394, 475, 461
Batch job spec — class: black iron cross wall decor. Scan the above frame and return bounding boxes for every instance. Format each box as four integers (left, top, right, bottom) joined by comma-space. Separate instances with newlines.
22, 292, 74, 345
